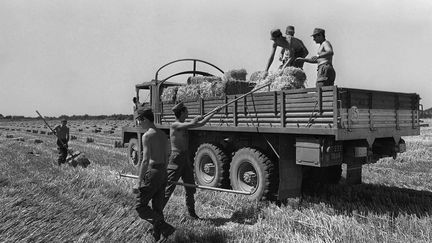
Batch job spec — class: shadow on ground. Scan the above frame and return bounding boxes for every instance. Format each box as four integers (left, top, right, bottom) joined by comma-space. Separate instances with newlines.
302, 183, 432, 217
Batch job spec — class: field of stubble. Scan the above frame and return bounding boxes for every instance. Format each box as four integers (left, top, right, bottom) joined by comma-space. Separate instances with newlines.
0, 119, 431, 243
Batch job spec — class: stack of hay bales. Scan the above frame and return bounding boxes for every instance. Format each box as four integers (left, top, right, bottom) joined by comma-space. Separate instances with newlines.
160, 86, 179, 103
254, 67, 307, 92
160, 69, 255, 103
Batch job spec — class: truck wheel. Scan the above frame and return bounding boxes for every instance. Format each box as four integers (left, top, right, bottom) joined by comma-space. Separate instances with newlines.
194, 143, 230, 188
230, 148, 274, 201
127, 138, 140, 167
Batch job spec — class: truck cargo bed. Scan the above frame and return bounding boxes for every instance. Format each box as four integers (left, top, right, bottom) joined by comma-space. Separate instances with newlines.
157, 86, 420, 141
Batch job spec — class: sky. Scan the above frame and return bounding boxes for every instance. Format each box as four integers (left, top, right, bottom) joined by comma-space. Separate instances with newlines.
0, 0, 431, 117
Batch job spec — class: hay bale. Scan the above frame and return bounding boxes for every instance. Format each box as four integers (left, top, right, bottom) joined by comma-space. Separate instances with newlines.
78, 128, 83, 132
176, 84, 201, 102
224, 69, 247, 81
71, 135, 77, 140
199, 81, 226, 99
32, 130, 38, 133
33, 139, 43, 144
187, 76, 222, 85
160, 86, 179, 103
86, 137, 94, 143
224, 80, 255, 95
40, 130, 46, 134
6, 134, 13, 138
70, 154, 91, 168
47, 132, 53, 135
254, 67, 307, 92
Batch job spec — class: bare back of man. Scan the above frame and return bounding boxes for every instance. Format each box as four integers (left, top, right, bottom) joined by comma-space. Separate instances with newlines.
143, 127, 169, 167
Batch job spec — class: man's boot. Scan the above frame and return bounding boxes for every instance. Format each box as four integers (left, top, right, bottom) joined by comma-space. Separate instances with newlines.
188, 208, 200, 219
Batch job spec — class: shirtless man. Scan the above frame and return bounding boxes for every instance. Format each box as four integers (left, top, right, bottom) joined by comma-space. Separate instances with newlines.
264, 29, 294, 78
134, 107, 175, 242
296, 28, 336, 87
162, 102, 219, 219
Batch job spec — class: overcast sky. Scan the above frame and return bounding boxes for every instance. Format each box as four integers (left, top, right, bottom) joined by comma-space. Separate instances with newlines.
0, 0, 431, 117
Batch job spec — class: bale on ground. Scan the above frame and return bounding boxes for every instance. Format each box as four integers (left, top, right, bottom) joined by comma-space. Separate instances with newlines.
86, 137, 94, 143
33, 139, 43, 144
71, 135, 77, 140
6, 134, 13, 138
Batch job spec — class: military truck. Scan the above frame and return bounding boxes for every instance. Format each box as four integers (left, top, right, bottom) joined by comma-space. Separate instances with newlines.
122, 59, 420, 200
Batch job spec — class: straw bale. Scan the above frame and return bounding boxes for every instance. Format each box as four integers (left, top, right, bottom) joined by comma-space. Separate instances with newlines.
160, 86, 178, 103
254, 67, 307, 92
224, 69, 247, 81
187, 76, 222, 85
176, 84, 201, 102
224, 80, 255, 95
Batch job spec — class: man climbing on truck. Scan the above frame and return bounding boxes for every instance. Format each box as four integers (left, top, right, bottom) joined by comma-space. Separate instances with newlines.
296, 27, 336, 87
162, 102, 220, 219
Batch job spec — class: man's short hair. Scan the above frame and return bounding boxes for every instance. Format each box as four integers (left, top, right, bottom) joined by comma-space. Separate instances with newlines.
135, 107, 154, 122
172, 102, 187, 119
270, 29, 283, 40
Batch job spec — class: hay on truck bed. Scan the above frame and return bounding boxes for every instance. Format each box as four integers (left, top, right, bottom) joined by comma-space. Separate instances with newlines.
253, 66, 307, 92
160, 69, 255, 103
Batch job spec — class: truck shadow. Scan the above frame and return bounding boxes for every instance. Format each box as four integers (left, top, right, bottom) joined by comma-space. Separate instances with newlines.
302, 183, 432, 217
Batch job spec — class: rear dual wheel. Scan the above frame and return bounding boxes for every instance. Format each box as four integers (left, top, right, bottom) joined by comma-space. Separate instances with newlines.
230, 148, 275, 201
194, 143, 230, 188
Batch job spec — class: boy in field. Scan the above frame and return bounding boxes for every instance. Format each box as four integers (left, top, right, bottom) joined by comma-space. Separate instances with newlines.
134, 107, 175, 242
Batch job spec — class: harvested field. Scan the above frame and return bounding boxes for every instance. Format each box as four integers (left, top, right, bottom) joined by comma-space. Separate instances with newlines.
0, 119, 432, 242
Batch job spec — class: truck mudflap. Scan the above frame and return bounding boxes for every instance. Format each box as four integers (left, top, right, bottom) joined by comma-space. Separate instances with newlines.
295, 137, 343, 167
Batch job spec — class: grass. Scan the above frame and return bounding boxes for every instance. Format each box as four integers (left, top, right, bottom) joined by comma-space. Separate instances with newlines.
0, 119, 432, 242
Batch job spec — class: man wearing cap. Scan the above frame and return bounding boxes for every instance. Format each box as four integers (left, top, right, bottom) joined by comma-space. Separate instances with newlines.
264, 28, 294, 77
279, 25, 309, 69
53, 119, 70, 165
297, 28, 336, 87
134, 107, 175, 242
162, 102, 219, 219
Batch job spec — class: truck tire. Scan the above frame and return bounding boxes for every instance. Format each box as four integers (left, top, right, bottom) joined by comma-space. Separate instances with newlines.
194, 143, 230, 188
127, 138, 140, 167
230, 148, 274, 201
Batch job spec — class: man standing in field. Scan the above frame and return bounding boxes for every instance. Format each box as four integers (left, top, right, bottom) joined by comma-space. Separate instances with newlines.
134, 107, 175, 242
279, 25, 309, 69
296, 28, 336, 87
53, 119, 69, 165
162, 102, 219, 219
